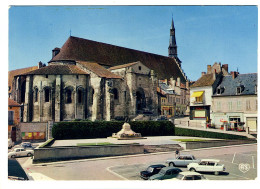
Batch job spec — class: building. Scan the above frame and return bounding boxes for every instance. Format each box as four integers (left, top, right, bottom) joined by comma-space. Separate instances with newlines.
9, 18, 188, 127
211, 72, 257, 133
8, 98, 21, 142
189, 63, 229, 121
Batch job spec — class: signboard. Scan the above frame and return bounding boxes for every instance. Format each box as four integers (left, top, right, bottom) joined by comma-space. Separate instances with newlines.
22, 132, 45, 140
194, 110, 206, 118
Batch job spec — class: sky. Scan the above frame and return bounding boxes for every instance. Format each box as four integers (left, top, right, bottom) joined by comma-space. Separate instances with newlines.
9, 6, 258, 81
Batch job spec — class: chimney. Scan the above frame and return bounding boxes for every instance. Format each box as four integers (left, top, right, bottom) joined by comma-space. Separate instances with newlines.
231, 71, 239, 79
52, 47, 60, 58
186, 80, 189, 89
213, 69, 217, 80
169, 78, 176, 90
222, 64, 228, 73
177, 77, 181, 87
207, 65, 212, 74
38, 61, 43, 69
201, 72, 206, 76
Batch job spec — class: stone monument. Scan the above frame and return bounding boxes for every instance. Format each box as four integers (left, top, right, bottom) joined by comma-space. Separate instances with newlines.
112, 117, 143, 139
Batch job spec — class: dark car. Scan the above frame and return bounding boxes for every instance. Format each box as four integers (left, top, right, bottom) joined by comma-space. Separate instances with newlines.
148, 167, 183, 180
8, 158, 29, 180
140, 164, 166, 180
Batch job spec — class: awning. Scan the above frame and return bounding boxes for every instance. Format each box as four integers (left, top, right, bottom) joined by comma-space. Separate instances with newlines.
191, 91, 204, 97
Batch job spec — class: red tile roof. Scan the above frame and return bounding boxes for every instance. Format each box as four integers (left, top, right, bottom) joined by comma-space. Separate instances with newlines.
50, 36, 187, 82
190, 74, 215, 88
8, 66, 38, 93
77, 61, 122, 79
8, 98, 21, 107
20, 64, 89, 75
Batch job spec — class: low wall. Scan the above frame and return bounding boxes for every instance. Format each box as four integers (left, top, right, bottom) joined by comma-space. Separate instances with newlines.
33, 144, 144, 163
180, 139, 256, 150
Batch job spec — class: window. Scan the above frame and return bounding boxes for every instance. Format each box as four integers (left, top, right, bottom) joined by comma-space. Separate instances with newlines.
8, 111, 14, 125
246, 100, 251, 110
217, 88, 221, 95
112, 88, 118, 100
237, 101, 241, 110
217, 101, 221, 110
195, 96, 202, 103
34, 88, 38, 102
228, 101, 232, 111
77, 89, 83, 103
237, 87, 241, 94
46, 75, 48, 78
44, 88, 50, 102
66, 89, 72, 103
138, 66, 142, 70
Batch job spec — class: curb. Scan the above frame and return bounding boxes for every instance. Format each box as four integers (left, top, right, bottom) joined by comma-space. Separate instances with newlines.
32, 143, 257, 166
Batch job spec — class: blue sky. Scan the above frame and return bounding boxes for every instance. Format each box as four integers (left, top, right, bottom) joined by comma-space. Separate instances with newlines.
9, 6, 258, 81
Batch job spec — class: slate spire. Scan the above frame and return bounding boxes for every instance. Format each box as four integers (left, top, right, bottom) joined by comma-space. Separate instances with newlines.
168, 17, 177, 59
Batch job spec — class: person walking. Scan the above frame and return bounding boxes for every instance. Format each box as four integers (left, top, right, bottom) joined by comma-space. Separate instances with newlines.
175, 149, 180, 158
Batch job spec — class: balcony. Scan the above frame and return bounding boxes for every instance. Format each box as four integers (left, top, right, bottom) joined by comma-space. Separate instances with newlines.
191, 100, 205, 105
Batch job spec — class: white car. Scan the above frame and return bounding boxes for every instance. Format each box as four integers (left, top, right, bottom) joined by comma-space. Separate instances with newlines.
8, 139, 14, 149
8, 148, 34, 158
170, 171, 207, 180
187, 159, 225, 175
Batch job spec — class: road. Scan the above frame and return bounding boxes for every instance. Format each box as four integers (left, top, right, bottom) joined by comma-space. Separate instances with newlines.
16, 144, 257, 180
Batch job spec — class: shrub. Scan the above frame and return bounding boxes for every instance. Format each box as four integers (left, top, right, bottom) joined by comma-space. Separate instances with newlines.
52, 121, 174, 140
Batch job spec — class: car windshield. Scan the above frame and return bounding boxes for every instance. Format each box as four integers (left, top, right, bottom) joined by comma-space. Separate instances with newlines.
176, 174, 184, 180
146, 167, 154, 173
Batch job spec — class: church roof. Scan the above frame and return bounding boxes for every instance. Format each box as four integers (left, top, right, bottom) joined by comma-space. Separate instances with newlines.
77, 61, 122, 79
108, 62, 139, 70
8, 66, 38, 93
20, 64, 89, 75
50, 36, 186, 82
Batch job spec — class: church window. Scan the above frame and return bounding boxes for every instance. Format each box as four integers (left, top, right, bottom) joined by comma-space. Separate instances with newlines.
66, 89, 72, 103
44, 88, 50, 102
77, 89, 83, 103
34, 87, 38, 102
112, 88, 118, 100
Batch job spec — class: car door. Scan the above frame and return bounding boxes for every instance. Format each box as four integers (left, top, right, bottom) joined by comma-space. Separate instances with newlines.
20, 149, 26, 156
163, 170, 172, 180
184, 156, 193, 166
196, 161, 207, 171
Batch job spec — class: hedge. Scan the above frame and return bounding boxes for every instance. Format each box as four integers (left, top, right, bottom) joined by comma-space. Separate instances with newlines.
52, 121, 175, 140
175, 127, 247, 140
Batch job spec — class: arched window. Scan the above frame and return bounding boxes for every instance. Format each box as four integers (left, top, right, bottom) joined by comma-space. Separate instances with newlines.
66, 89, 72, 103
77, 88, 83, 103
112, 88, 118, 100
34, 87, 38, 102
44, 88, 50, 102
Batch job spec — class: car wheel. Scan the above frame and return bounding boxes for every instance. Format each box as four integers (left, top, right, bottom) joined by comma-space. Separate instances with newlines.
11, 155, 15, 158
190, 168, 196, 172
169, 162, 175, 167
27, 153, 32, 157
214, 171, 219, 175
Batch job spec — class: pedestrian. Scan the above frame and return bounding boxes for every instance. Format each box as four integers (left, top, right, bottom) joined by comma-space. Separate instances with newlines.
175, 149, 180, 158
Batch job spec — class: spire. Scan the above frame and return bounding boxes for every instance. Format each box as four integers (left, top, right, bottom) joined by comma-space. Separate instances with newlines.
168, 16, 181, 65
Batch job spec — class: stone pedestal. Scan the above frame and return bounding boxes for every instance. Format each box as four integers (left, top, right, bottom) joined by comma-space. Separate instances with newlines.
112, 122, 143, 139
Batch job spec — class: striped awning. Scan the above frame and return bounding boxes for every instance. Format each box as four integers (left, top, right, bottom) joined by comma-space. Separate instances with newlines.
191, 91, 204, 97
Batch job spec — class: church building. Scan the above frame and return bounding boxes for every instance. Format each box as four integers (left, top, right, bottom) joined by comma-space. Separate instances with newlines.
9, 18, 187, 125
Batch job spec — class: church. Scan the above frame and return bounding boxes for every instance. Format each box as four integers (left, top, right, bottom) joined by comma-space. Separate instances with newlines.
9, 18, 187, 124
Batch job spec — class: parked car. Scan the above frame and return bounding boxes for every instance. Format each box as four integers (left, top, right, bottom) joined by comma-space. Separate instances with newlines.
8, 138, 14, 149
187, 159, 225, 175
148, 167, 182, 180
8, 158, 29, 180
8, 148, 34, 158
153, 115, 167, 121
14, 142, 34, 149
140, 164, 166, 180
170, 171, 207, 180
166, 154, 200, 167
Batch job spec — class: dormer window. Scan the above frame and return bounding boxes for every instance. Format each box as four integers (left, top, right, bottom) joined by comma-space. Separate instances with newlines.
139, 66, 142, 70
217, 86, 224, 95
236, 87, 241, 95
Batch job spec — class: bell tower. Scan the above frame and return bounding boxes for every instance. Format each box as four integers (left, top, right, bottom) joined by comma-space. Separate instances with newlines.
168, 17, 181, 65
